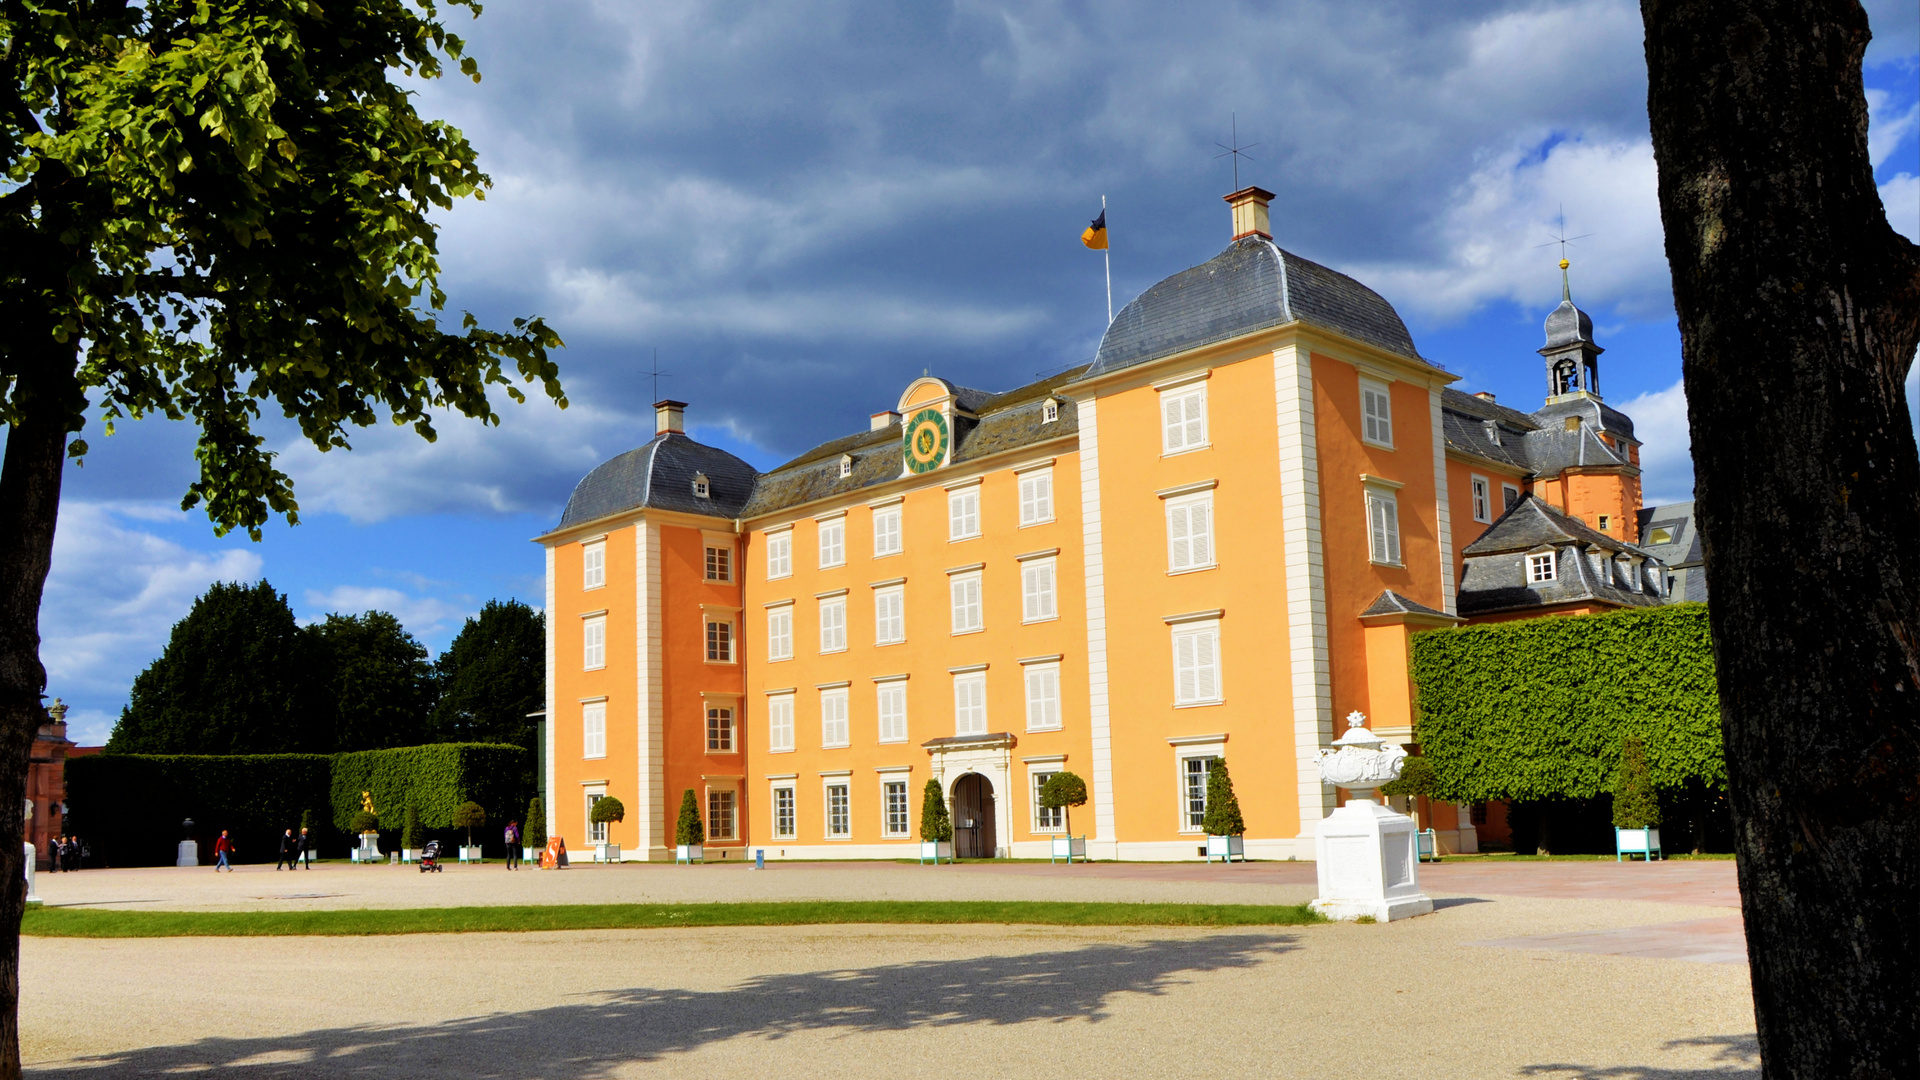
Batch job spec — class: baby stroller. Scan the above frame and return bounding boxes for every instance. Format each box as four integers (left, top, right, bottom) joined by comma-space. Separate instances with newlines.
418, 840, 443, 873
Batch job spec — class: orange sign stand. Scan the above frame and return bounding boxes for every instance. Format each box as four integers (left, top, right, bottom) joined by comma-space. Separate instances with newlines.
540, 838, 569, 869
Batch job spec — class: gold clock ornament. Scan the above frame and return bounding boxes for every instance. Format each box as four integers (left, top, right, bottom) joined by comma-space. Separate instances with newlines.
903, 408, 949, 473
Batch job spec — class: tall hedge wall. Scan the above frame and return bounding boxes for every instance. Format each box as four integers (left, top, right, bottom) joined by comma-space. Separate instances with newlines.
1410, 603, 1722, 802
64, 753, 333, 868
329, 743, 527, 832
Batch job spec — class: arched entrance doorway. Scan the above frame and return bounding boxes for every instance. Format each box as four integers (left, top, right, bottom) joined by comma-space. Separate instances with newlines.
951, 773, 997, 859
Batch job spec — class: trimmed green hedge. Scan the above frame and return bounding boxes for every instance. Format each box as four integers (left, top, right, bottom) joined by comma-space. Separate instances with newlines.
329, 744, 527, 833
1411, 603, 1722, 803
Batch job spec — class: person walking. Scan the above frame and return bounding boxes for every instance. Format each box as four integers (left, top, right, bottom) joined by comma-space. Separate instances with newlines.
61, 835, 76, 872
213, 830, 236, 872
45, 836, 61, 874
275, 829, 295, 870
295, 827, 312, 869
503, 821, 521, 870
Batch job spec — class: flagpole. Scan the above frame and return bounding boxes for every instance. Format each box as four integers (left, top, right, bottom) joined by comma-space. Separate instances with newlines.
1102, 195, 1112, 324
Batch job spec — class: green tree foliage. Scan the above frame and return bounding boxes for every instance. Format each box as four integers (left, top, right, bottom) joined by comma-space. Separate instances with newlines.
452, 800, 486, 847
1612, 737, 1662, 829
523, 797, 546, 849
1411, 604, 1723, 802
309, 611, 435, 750
430, 601, 545, 759
1039, 772, 1088, 836
592, 797, 626, 827
401, 804, 420, 851
65, 753, 331, 866
674, 790, 702, 847
919, 779, 952, 843
329, 744, 527, 833
1380, 757, 1436, 799
1201, 761, 1246, 837
107, 581, 326, 754
352, 810, 380, 834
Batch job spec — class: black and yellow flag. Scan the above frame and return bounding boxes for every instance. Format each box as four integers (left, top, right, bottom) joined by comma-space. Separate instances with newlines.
1081, 208, 1108, 250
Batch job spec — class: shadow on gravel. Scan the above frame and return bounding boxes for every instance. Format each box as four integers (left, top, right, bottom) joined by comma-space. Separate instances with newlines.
1430, 896, 1492, 910
1522, 1034, 1760, 1079
31, 933, 1299, 1078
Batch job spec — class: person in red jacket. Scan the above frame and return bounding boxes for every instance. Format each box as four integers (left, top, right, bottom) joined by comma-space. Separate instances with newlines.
213, 830, 236, 872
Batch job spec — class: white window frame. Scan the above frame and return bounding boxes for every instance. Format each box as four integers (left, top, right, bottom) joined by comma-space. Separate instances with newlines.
582, 701, 606, 760
704, 544, 732, 583
872, 505, 903, 558
705, 705, 734, 752
1528, 552, 1557, 583
881, 777, 911, 838
1171, 621, 1223, 707
705, 618, 734, 663
817, 517, 846, 569
586, 790, 609, 843
874, 585, 906, 645
1018, 468, 1054, 527
1360, 377, 1395, 449
948, 486, 981, 542
824, 780, 852, 839
876, 679, 909, 744
1042, 398, 1060, 423
766, 530, 792, 580
1021, 557, 1057, 623
707, 788, 737, 841
767, 693, 795, 754
770, 783, 797, 839
1032, 770, 1064, 833
1177, 752, 1222, 833
820, 688, 850, 749
953, 672, 988, 736
582, 615, 606, 671
1024, 662, 1062, 731
1470, 475, 1491, 524
1160, 384, 1208, 455
1366, 487, 1403, 567
766, 605, 793, 662
819, 596, 847, 654
950, 570, 984, 635
582, 540, 606, 591
1166, 492, 1216, 573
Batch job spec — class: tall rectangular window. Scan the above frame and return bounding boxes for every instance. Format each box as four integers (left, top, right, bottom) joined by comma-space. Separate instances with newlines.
950, 571, 983, 634
1033, 771, 1063, 831
587, 793, 608, 843
582, 616, 606, 670
705, 619, 734, 662
582, 541, 606, 590
1022, 558, 1057, 622
818, 518, 845, 569
1183, 756, 1220, 830
821, 689, 850, 748
1502, 483, 1521, 510
1166, 492, 1215, 572
874, 586, 905, 645
766, 531, 792, 579
767, 694, 795, 753
1172, 623, 1222, 706
1161, 385, 1208, 454
767, 606, 793, 661
953, 673, 988, 736
582, 702, 606, 759
883, 780, 910, 837
873, 505, 903, 557
772, 786, 796, 838
706, 706, 734, 752
877, 681, 908, 743
1361, 378, 1394, 447
1366, 489, 1402, 566
1471, 476, 1491, 523
826, 783, 851, 838
707, 791, 736, 840
1019, 469, 1054, 526
705, 545, 732, 582
948, 486, 980, 541
819, 597, 847, 653
1025, 663, 1062, 731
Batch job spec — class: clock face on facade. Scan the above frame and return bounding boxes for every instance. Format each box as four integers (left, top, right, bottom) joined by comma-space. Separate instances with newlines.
903, 408, 949, 473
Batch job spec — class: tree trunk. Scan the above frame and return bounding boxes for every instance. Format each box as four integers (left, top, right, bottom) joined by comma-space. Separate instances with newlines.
1641, 2, 1920, 1076
0, 359, 77, 1080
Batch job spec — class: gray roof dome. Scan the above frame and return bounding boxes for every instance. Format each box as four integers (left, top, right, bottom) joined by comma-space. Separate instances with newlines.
559, 432, 758, 528
1543, 297, 1594, 349
1089, 237, 1422, 377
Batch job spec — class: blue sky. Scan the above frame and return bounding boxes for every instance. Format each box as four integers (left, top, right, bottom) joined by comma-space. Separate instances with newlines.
30, 0, 1920, 745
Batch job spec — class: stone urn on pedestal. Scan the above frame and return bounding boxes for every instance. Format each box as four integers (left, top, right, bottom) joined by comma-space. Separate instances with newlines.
1311, 712, 1434, 923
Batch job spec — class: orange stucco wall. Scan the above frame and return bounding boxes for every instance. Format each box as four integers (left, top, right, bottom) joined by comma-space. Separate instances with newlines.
549, 523, 637, 851
658, 524, 745, 852
1445, 457, 1528, 583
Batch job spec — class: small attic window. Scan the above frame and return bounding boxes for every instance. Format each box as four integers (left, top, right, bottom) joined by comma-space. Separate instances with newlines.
1649, 526, 1673, 545
1527, 552, 1557, 583
692, 472, 710, 499
1042, 398, 1060, 424
839, 454, 853, 478
1482, 420, 1500, 445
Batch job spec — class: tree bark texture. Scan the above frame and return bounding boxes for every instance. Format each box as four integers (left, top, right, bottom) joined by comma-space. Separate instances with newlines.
1642, 2, 1920, 1077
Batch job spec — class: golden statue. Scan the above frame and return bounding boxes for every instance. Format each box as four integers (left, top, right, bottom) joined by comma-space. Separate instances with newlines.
361, 791, 376, 814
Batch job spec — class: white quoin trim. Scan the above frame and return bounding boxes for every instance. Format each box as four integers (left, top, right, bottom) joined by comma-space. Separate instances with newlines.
1076, 395, 1117, 850
1430, 385, 1457, 616
1274, 343, 1335, 843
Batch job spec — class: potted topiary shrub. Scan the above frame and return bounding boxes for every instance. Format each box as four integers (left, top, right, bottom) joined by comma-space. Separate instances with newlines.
523, 796, 545, 865
1613, 736, 1663, 861
591, 796, 626, 863
400, 804, 421, 863
351, 810, 380, 863
453, 801, 487, 863
672, 789, 702, 863
918, 779, 953, 864
1040, 772, 1089, 863
1202, 760, 1247, 863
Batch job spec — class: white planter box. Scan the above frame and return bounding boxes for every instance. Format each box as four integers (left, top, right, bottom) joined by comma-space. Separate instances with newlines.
1205, 834, 1246, 863
918, 840, 952, 864
1049, 835, 1087, 863
459, 845, 484, 863
522, 846, 538, 863
400, 848, 419, 863
595, 843, 621, 863
1615, 827, 1662, 861
675, 844, 702, 864
352, 836, 380, 863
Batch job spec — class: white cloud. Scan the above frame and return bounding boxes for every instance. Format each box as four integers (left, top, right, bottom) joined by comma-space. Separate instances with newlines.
1882, 172, 1919, 242
1867, 89, 1919, 169
300, 586, 470, 639
1619, 378, 1694, 506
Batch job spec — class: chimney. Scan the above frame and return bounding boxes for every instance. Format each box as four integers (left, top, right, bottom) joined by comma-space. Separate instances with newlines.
1224, 186, 1276, 241
655, 399, 687, 435
870, 410, 900, 431
1474, 391, 1497, 403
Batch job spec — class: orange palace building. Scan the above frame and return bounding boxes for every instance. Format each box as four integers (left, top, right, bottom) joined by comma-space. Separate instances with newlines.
536, 188, 1681, 862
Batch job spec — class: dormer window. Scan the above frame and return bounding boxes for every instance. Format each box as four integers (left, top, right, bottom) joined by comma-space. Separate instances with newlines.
1527, 552, 1556, 583
1483, 420, 1500, 445
692, 472, 710, 499
1042, 398, 1060, 424
839, 454, 853, 479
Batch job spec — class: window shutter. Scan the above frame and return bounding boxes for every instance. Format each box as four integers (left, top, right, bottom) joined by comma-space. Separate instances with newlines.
949, 493, 964, 538
1383, 497, 1401, 564
1194, 629, 1219, 701
1163, 394, 1184, 451
1189, 499, 1212, 565
1369, 496, 1388, 564
1169, 503, 1192, 569
1023, 564, 1040, 621
1175, 632, 1197, 703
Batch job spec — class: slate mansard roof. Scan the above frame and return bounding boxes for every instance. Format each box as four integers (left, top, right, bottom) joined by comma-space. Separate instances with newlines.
1439, 387, 1638, 478
559, 432, 759, 527
1088, 237, 1425, 377
1457, 496, 1668, 616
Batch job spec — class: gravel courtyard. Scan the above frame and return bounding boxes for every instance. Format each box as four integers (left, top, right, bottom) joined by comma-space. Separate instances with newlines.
21, 859, 1757, 1079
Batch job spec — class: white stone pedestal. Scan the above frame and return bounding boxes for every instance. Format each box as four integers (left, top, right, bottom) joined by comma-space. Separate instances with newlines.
23, 843, 38, 906
1311, 798, 1433, 923
176, 840, 198, 868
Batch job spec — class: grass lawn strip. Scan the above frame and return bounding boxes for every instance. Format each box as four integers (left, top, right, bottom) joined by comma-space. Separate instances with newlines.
23, 900, 1321, 938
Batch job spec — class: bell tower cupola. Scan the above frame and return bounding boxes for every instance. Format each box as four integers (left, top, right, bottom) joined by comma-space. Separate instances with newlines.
1539, 258, 1604, 402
